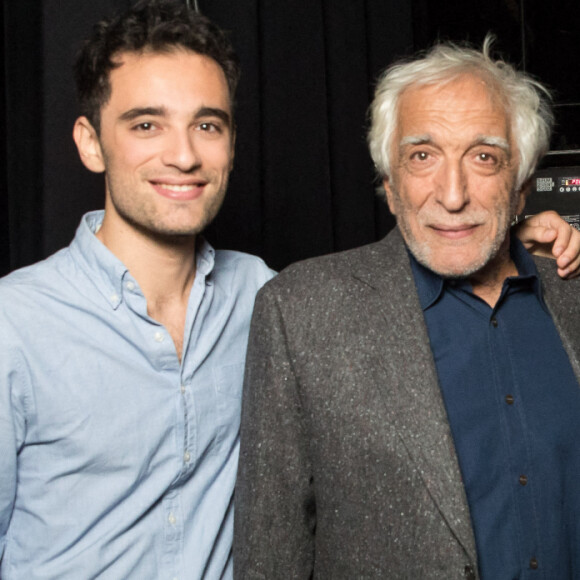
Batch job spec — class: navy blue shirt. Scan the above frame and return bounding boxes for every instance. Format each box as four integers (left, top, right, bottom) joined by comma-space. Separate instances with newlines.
410, 238, 580, 579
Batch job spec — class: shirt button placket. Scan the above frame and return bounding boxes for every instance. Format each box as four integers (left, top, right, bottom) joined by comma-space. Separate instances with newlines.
163, 494, 182, 578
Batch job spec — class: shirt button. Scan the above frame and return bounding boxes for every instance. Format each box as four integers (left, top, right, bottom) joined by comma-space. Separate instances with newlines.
505, 394, 514, 405
126, 281, 135, 291
491, 317, 498, 327
184, 451, 191, 463
168, 513, 176, 525
181, 384, 186, 394
154, 331, 164, 342
519, 474, 528, 486
530, 557, 538, 569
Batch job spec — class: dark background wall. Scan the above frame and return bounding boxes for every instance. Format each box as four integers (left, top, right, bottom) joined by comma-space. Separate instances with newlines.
2, 0, 580, 276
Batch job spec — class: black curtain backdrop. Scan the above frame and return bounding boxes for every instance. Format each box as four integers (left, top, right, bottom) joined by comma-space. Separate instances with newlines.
6, 0, 578, 276
3, 0, 44, 276
2, 0, 410, 276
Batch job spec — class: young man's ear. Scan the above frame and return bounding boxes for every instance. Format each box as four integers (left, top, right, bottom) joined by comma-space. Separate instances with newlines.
228, 126, 236, 172
73, 116, 105, 173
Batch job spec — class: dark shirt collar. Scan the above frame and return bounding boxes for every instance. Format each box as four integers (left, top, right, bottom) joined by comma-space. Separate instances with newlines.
409, 233, 543, 312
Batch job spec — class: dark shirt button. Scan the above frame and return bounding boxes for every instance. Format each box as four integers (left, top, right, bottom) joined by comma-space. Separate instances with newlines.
464, 565, 476, 579
491, 317, 498, 327
519, 474, 528, 486
505, 394, 514, 405
530, 557, 539, 569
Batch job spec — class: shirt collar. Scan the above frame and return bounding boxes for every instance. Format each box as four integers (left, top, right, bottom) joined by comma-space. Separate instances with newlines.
195, 236, 215, 279
509, 232, 539, 278
504, 233, 545, 308
408, 251, 445, 311
409, 232, 544, 312
69, 210, 216, 310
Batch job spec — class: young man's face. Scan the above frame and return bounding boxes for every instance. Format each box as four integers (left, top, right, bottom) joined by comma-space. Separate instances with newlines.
75, 48, 234, 240
383, 74, 525, 278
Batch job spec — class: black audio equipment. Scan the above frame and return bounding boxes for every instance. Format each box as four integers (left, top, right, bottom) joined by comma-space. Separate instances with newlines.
524, 150, 580, 230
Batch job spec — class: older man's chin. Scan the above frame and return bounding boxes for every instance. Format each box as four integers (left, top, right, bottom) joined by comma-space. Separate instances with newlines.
406, 239, 508, 280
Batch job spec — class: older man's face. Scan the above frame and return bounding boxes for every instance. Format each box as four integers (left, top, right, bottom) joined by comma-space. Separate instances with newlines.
383, 74, 526, 278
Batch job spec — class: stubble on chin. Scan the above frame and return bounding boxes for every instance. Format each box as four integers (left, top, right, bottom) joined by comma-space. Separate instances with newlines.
388, 186, 516, 279
105, 174, 229, 243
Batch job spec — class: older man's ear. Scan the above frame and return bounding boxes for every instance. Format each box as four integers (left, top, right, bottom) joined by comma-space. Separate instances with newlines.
382, 177, 397, 216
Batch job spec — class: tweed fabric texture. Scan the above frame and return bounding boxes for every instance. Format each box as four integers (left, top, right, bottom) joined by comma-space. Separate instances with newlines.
234, 228, 580, 579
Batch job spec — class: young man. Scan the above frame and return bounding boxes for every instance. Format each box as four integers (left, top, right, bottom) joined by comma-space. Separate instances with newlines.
0, 2, 274, 578
235, 39, 580, 579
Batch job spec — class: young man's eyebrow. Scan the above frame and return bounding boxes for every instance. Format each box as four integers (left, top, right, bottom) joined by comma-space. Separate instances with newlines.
117, 106, 231, 127
195, 107, 232, 127
118, 107, 167, 122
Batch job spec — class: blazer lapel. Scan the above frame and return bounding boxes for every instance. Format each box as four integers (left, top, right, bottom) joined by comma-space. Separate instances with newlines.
534, 257, 580, 382
352, 229, 478, 565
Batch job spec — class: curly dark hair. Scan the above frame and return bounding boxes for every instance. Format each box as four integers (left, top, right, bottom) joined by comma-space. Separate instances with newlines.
74, 0, 240, 131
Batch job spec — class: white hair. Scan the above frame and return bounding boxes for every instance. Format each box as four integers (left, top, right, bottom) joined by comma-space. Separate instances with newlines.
368, 36, 554, 190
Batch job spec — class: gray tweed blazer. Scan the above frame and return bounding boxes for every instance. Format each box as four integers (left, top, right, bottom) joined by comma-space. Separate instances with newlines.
234, 228, 580, 580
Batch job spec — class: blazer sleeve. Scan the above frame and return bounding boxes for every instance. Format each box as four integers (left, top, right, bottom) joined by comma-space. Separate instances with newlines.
234, 285, 315, 579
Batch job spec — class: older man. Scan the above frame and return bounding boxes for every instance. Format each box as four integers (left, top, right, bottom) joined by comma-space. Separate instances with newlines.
235, 39, 580, 579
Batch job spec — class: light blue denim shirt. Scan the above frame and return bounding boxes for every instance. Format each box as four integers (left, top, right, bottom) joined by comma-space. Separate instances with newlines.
0, 211, 275, 580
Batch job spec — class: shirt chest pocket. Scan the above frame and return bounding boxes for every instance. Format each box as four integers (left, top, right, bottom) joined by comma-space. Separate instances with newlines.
211, 362, 245, 447
213, 362, 245, 398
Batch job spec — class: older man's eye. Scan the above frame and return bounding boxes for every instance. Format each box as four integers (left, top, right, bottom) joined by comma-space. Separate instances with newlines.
411, 151, 429, 161
477, 152, 498, 164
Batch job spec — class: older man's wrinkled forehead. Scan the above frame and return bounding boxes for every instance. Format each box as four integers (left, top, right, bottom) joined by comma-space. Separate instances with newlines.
393, 72, 514, 157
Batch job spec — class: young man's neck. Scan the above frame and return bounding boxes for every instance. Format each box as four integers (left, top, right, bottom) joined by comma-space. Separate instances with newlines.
96, 218, 198, 331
